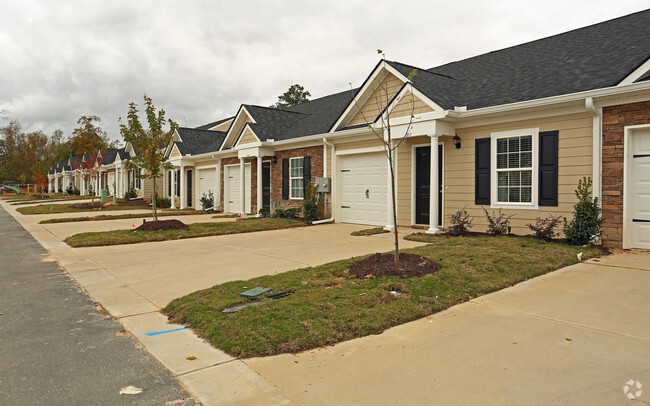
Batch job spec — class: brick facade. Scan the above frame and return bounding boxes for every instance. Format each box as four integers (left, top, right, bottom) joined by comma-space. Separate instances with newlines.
601, 101, 650, 247
219, 145, 324, 214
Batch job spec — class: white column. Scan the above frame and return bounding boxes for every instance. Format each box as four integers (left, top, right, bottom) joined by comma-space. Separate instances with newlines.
215, 161, 221, 210
256, 156, 262, 215
180, 165, 186, 209
427, 134, 441, 234
170, 169, 176, 209
240, 158, 245, 214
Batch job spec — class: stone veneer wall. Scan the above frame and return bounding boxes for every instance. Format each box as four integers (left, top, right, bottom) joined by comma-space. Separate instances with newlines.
601, 101, 650, 247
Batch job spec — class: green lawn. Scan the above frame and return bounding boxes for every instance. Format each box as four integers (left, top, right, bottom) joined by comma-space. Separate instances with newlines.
351, 227, 390, 236
16, 202, 152, 215
39, 210, 206, 224
64, 217, 306, 247
164, 234, 602, 358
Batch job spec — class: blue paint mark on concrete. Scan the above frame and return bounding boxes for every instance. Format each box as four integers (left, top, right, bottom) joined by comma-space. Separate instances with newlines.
145, 327, 187, 336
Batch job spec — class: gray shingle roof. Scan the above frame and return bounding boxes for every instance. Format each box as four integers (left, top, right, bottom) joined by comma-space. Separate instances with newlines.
100, 149, 119, 165
195, 117, 234, 130
175, 127, 226, 155
387, 9, 650, 110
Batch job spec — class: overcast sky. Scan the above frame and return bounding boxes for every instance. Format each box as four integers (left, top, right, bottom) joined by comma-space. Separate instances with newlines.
1, 1, 648, 142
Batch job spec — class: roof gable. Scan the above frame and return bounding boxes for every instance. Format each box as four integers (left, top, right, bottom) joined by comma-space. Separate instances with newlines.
221, 106, 256, 150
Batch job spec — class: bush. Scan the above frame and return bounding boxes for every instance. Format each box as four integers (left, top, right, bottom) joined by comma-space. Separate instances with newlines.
527, 214, 562, 241
200, 191, 214, 211
482, 207, 513, 235
66, 185, 80, 195
123, 188, 137, 199
303, 183, 321, 221
258, 207, 270, 217
563, 177, 603, 245
156, 197, 171, 208
448, 208, 473, 236
275, 208, 300, 218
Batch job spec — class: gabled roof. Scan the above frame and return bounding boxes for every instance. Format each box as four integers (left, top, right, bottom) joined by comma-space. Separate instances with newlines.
195, 116, 235, 130
117, 147, 130, 161
387, 9, 650, 110
100, 149, 119, 165
174, 127, 226, 156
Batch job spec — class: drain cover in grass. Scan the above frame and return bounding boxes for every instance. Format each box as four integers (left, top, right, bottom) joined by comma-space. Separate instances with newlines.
240, 287, 271, 299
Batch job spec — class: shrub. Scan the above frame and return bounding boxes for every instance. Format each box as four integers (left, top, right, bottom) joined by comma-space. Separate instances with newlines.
527, 214, 562, 241
258, 207, 270, 217
482, 207, 513, 235
200, 191, 214, 211
123, 188, 137, 199
275, 208, 300, 218
156, 197, 171, 208
448, 208, 473, 236
66, 185, 80, 195
563, 177, 603, 245
303, 183, 320, 221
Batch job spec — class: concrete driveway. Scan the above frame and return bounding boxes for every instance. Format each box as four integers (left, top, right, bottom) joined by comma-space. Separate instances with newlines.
3, 198, 649, 405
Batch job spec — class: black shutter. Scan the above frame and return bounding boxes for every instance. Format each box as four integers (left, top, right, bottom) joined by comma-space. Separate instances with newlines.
475, 138, 491, 205
302, 156, 311, 197
282, 158, 289, 200
538, 130, 559, 206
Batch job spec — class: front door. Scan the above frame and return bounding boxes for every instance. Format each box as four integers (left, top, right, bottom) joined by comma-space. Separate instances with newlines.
186, 169, 193, 208
415, 145, 443, 226
262, 162, 271, 210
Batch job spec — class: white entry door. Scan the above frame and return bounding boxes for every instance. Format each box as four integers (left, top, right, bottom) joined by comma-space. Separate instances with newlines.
338, 152, 388, 226
197, 168, 217, 210
629, 129, 650, 249
226, 164, 251, 214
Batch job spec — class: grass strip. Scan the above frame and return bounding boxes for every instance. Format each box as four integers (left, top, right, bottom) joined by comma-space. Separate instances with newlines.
351, 227, 390, 236
164, 234, 602, 358
40, 210, 208, 224
17, 202, 152, 215
64, 217, 305, 247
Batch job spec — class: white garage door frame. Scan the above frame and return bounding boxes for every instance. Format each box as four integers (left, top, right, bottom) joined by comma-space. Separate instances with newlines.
335, 147, 391, 227
623, 124, 650, 249
224, 163, 251, 214
195, 165, 218, 210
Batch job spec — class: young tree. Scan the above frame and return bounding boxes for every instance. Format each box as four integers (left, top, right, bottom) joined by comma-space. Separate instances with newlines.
33, 173, 48, 197
70, 115, 110, 156
350, 51, 418, 262
271, 84, 311, 109
73, 153, 103, 203
119, 95, 178, 222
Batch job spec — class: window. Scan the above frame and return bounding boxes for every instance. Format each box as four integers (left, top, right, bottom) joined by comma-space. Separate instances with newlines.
135, 169, 141, 189
491, 128, 538, 208
289, 157, 304, 199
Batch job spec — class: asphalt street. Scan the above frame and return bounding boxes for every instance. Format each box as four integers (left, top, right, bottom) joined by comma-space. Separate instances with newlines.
0, 205, 198, 405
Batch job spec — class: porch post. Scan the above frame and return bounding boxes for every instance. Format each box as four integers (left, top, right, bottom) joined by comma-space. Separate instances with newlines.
215, 161, 221, 210
256, 156, 262, 215
240, 158, 245, 214
170, 169, 176, 209
180, 164, 186, 209
427, 134, 441, 234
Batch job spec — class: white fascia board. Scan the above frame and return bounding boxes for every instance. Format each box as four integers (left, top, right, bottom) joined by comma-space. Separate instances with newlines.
174, 129, 182, 142
221, 106, 257, 151
618, 58, 650, 86
233, 124, 261, 148
329, 61, 395, 132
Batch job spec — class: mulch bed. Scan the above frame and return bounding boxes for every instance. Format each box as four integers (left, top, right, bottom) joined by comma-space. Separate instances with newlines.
349, 253, 440, 279
72, 199, 150, 209
119, 199, 150, 206
72, 202, 104, 209
134, 219, 188, 231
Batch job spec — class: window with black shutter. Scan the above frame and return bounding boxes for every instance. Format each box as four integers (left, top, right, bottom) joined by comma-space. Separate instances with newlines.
538, 131, 559, 206
282, 158, 289, 200
475, 138, 491, 205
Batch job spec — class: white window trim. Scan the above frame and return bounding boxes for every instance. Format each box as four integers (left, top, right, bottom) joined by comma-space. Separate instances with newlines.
289, 156, 304, 200
490, 128, 539, 210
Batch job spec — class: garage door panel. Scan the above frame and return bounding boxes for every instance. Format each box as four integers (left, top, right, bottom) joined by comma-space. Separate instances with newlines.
339, 153, 388, 226
630, 129, 650, 249
226, 165, 251, 214
197, 168, 216, 209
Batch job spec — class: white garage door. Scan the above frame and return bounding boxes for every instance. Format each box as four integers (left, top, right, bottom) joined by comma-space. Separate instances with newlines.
197, 168, 216, 209
338, 152, 388, 226
629, 129, 650, 249
107, 172, 115, 195
226, 164, 251, 214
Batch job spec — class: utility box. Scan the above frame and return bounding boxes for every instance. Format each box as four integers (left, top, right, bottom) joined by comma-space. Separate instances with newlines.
100, 189, 108, 203
315, 177, 331, 193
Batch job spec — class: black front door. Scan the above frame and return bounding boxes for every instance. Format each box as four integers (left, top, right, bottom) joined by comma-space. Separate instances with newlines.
415, 145, 443, 225
262, 162, 271, 210
186, 170, 193, 207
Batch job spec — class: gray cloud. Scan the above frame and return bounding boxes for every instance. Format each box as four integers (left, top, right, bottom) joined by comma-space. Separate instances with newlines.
1, 0, 647, 141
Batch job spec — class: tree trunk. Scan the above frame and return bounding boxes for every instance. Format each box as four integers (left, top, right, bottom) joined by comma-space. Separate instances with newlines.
152, 176, 158, 222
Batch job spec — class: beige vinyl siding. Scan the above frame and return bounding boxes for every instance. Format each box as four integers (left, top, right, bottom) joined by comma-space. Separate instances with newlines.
390, 92, 433, 118
211, 120, 232, 132
228, 112, 253, 148
348, 73, 404, 126
444, 112, 593, 235
170, 144, 182, 158
142, 172, 164, 201
238, 127, 259, 145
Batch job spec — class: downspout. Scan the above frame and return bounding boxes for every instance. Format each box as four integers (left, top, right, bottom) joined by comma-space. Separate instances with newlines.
312, 137, 335, 224
585, 97, 602, 205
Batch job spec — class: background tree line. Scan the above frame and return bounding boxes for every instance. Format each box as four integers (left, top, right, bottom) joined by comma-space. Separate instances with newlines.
0, 115, 119, 184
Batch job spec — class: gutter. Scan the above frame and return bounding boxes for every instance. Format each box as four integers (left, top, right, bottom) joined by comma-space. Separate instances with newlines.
312, 137, 335, 225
